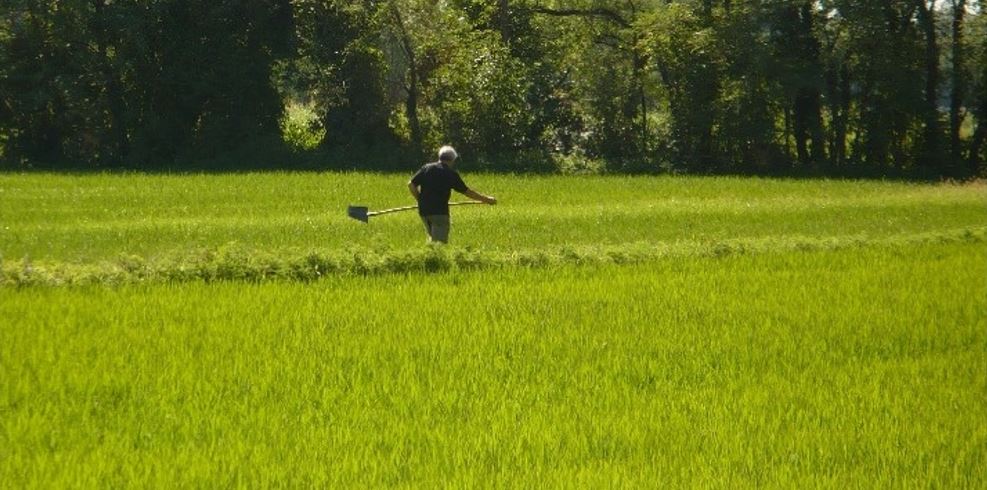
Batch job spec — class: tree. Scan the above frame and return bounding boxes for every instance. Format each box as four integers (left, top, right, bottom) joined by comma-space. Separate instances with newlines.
0, 1, 108, 165
640, 3, 719, 169
829, 0, 926, 169
949, 0, 968, 169
290, 0, 396, 161
385, 0, 425, 160
769, 2, 827, 169
525, 1, 654, 167
817, 1, 853, 168
2, 0, 983, 174
916, 0, 943, 169
969, 0, 987, 173
0, 0, 294, 167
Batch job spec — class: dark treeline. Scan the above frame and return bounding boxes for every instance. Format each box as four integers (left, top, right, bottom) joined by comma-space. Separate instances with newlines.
1, 1, 985, 176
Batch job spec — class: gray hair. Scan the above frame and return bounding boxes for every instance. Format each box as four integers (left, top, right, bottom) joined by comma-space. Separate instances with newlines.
438, 145, 458, 162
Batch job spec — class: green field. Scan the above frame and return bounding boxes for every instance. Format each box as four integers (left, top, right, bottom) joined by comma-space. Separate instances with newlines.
1, 173, 986, 486
1, 173, 985, 284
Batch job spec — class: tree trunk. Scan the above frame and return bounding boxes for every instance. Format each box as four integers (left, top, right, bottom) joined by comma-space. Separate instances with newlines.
794, 88, 825, 168
825, 65, 839, 166
836, 64, 851, 167
496, 0, 511, 44
950, 0, 967, 168
629, 2, 647, 156
632, 43, 648, 155
859, 77, 891, 168
826, 57, 850, 168
783, 106, 793, 164
917, 0, 941, 168
970, 124, 985, 175
391, 4, 423, 160
794, 92, 810, 166
791, 3, 825, 168
802, 4, 826, 166
972, 0, 987, 175
406, 67, 423, 161
93, 0, 129, 164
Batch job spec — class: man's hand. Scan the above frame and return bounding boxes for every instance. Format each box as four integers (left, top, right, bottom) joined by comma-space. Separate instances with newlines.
465, 189, 496, 205
408, 182, 420, 201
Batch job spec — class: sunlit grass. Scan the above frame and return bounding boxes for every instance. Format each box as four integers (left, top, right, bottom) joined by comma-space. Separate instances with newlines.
1, 243, 984, 486
1, 173, 984, 263
1, 173, 984, 485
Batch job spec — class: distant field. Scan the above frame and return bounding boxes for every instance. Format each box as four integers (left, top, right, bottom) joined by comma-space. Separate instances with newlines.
1, 173, 984, 260
1, 173, 985, 485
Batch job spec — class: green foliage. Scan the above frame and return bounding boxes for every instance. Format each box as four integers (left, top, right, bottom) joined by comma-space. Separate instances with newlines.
969, 2, 987, 170
639, 4, 720, 166
0, 0, 293, 167
281, 101, 326, 151
429, 29, 532, 160
1, 1, 986, 174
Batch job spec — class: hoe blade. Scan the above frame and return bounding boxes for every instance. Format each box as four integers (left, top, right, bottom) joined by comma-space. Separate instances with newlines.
347, 205, 369, 223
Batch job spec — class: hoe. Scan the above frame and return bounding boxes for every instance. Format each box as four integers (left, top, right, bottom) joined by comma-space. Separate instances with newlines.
347, 201, 484, 223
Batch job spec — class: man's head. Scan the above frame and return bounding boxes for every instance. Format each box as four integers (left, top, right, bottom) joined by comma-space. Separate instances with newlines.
438, 145, 458, 166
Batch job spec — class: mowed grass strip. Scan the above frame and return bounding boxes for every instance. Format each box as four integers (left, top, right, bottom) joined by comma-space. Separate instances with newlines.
1, 173, 984, 262
2, 242, 984, 486
2, 225, 984, 286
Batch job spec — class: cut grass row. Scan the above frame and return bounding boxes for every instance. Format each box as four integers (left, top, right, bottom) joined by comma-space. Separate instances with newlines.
1, 226, 983, 287
2, 242, 984, 486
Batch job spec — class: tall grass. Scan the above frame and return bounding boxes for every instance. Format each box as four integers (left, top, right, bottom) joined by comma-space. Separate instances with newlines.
2, 173, 984, 485
2, 243, 984, 486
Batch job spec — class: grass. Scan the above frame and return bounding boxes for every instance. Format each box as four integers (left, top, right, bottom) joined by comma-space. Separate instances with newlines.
1, 172, 985, 485
1, 173, 985, 264
2, 226, 984, 286
2, 243, 985, 486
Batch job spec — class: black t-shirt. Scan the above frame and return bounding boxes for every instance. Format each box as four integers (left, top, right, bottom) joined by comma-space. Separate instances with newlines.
410, 162, 470, 216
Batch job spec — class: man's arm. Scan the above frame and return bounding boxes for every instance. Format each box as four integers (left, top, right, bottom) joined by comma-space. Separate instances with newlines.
463, 188, 497, 205
452, 172, 496, 205
408, 181, 420, 201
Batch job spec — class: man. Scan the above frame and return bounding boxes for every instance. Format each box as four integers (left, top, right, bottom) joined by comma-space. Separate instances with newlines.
408, 146, 497, 243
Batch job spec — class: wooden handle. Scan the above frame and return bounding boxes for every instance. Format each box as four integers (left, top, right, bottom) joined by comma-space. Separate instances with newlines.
367, 205, 419, 217
368, 201, 484, 217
